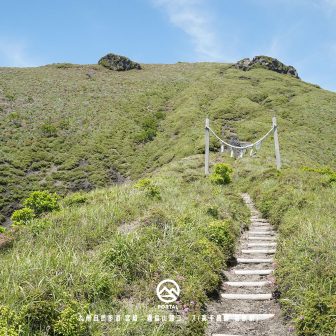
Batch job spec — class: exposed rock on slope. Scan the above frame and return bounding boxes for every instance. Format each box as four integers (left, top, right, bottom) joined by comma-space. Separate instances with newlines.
235, 56, 299, 78
98, 53, 141, 71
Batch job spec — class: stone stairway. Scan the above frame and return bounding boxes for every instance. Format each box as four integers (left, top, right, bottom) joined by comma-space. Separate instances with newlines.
206, 193, 290, 336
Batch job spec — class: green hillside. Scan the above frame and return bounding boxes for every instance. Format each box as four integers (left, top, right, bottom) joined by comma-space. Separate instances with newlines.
0, 61, 335, 335
1, 62, 335, 221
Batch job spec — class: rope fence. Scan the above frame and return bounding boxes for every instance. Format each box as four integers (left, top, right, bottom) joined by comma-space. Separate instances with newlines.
204, 117, 281, 175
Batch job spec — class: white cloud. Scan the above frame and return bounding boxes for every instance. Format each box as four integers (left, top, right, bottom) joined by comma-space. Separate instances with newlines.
152, 0, 224, 61
0, 38, 38, 67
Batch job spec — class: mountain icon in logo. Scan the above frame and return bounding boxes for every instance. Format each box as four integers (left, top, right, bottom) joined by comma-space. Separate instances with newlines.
156, 279, 180, 303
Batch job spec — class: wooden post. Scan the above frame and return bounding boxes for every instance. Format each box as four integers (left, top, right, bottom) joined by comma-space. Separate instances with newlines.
272, 117, 281, 170
205, 118, 210, 175
220, 127, 225, 153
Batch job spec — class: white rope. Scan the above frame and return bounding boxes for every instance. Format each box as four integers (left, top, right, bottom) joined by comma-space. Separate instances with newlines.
208, 125, 275, 150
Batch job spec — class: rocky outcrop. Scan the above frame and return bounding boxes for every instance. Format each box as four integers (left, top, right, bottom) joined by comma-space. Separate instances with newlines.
98, 53, 141, 71
235, 56, 299, 79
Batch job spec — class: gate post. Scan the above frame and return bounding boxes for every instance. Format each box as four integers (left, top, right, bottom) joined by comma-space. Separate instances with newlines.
205, 118, 210, 175
272, 117, 281, 170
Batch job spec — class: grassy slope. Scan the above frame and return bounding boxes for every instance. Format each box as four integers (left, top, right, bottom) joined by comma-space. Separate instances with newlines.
0, 155, 249, 335
0, 62, 336, 335
1, 62, 335, 222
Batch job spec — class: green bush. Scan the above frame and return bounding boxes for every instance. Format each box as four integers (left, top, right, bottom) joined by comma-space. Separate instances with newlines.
206, 205, 219, 218
133, 129, 157, 143
210, 163, 233, 185
204, 220, 235, 256
54, 302, 88, 336
23, 300, 58, 333
23, 191, 60, 215
40, 123, 58, 137
11, 207, 35, 226
63, 193, 88, 207
0, 305, 21, 336
134, 178, 161, 199
302, 166, 336, 184
133, 116, 159, 143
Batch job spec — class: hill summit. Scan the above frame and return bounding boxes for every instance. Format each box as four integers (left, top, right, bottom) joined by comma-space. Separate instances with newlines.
235, 55, 299, 78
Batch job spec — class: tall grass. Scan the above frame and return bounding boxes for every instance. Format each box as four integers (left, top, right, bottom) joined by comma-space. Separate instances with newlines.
239, 167, 336, 336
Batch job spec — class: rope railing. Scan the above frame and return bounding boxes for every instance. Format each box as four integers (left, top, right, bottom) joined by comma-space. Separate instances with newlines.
208, 125, 275, 150
204, 117, 281, 175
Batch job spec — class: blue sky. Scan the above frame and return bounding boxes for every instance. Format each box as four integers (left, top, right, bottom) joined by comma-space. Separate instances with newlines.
0, 0, 335, 91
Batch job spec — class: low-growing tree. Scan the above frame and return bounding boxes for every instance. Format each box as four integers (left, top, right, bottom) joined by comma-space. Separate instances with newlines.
210, 163, 233, 185
11, 207, 35, 226
23, 191, 60, 215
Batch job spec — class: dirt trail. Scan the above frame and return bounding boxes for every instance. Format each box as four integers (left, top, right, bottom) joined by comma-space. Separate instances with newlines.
206, 193, 291, 336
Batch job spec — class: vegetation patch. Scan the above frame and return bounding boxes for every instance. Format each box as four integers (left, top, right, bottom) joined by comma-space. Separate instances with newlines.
210, 163, 233, 185
0, 155, 249, 335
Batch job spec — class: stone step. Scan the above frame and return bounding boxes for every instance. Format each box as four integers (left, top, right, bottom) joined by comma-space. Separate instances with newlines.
249, 236, 276, 241
224, 281, 271, 287
233, 269, 273, 275
212, 334, 241, 336
241, 249, 276, 254
247, 243, 277, 247
221, 293, 272, 300
237, 258, 273, 263
249, 231, 274, 235
219, 313, 275, 322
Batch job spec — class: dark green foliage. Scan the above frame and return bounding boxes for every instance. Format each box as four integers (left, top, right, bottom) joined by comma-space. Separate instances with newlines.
206, 205, 219, 218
